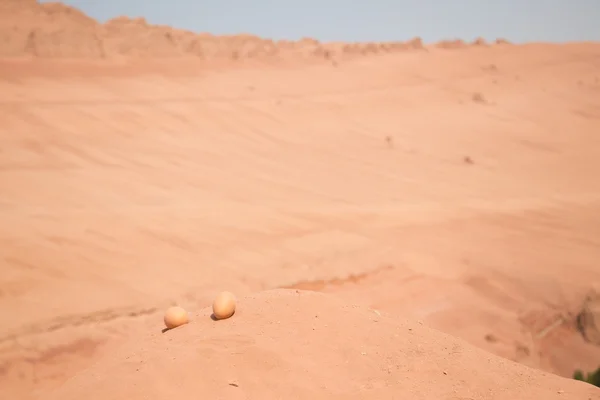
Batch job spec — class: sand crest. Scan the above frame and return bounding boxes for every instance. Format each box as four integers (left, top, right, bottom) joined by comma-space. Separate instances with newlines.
44, 290, 600, 400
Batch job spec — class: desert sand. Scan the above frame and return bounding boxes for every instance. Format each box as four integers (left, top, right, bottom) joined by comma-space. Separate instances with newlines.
1, 0, 600, 399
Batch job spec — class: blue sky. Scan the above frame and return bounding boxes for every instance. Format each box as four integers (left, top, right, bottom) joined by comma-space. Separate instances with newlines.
42, 0, 600, 43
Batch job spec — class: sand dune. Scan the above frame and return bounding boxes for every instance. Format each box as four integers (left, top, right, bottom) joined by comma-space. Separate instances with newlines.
1, 1, 600, 399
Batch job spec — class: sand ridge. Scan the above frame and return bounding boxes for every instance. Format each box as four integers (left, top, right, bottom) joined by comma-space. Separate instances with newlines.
0, 0, 506, 61
1, 1, 600, 399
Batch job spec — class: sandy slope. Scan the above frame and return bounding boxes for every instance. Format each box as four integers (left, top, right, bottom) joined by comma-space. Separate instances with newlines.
1, 1, 600, 399
44, 290, 600, 400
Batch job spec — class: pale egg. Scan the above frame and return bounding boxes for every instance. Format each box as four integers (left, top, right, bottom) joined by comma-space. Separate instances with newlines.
212, 291, 236, 320
164, 306, 189, 329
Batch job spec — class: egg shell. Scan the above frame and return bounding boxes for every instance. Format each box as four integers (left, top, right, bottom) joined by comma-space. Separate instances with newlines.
164, 306, 189, 329
212, 291, 236, 320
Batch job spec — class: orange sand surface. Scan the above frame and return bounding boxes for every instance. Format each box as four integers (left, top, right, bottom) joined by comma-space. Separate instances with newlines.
1, 0, 600, 399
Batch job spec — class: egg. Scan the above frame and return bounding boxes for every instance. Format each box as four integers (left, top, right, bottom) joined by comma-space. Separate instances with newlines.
164, 306, 189, 329
212, 291, 236, 320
